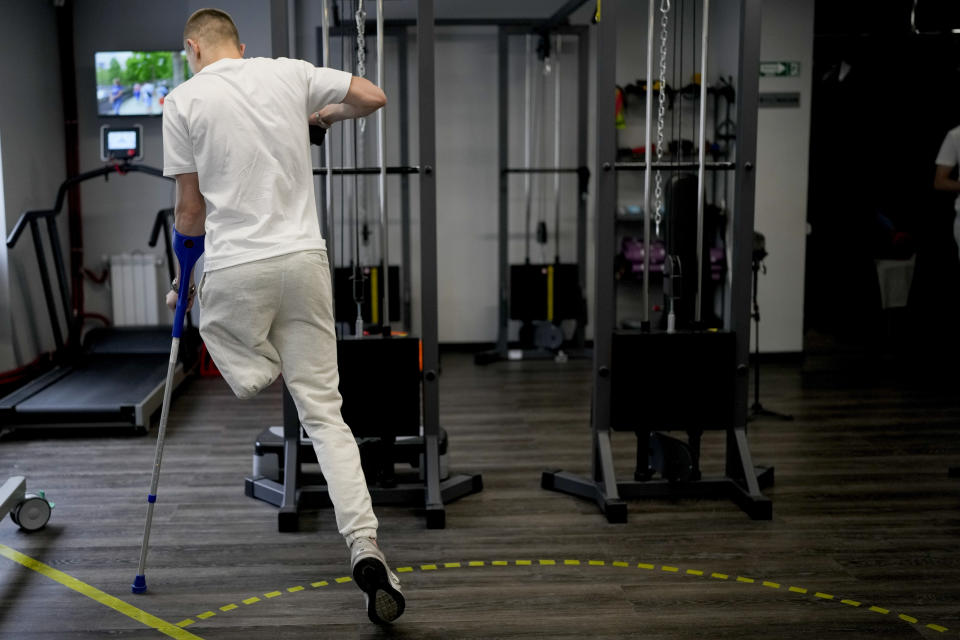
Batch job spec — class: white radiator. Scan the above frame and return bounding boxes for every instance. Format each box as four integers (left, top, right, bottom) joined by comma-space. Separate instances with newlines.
109, 253, 165, 326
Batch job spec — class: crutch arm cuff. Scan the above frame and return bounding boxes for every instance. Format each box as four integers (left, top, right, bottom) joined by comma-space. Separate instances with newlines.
171, 230, 205, 338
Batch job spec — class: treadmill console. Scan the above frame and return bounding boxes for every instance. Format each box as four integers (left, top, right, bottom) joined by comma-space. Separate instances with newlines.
100, 124, 143, 162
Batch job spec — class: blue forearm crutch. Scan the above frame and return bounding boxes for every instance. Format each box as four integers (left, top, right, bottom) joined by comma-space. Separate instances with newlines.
132, 229, 204, 594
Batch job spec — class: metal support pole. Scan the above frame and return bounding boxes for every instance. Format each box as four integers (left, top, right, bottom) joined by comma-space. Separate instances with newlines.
270, 0, 289, 58
322, 0, 336, 291
643, 0, 655, 326
695, 0, 711, 324
552, 33, 562, 263
575, 26, 589, 348
730, 0, 762, 438
45, 216, 72, 344
398, 29, 412, 331
377, 0, 389, 328
30, 221, 64, 353
593, 0, 618, 492
523, 34, 533, 263
417, 0, 444, 522
496, 28, 510, 355
287, 0, 296, 58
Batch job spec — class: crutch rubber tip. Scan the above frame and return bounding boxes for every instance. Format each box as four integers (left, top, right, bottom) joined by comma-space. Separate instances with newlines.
132, 575, 147, 594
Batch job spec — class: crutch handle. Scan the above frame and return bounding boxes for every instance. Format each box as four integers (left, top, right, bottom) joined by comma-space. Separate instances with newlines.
172, 230, 205, 338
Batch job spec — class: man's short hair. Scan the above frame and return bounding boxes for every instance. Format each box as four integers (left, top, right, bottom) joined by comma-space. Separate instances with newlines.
184, 8, 240, 48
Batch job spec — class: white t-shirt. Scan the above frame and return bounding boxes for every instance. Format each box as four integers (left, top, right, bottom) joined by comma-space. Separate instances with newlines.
935, 125, 960, 214
163, 57, 351, 272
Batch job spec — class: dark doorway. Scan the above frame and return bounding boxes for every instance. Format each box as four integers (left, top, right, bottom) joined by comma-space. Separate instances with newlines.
805, 0, 960, 359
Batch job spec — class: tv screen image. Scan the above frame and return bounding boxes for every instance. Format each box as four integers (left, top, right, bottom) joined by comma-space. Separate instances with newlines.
96, 51, 190, 116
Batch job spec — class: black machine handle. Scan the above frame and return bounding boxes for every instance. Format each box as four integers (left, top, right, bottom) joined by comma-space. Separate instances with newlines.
313, 165, 420, 176
148, 208, 174, 248
148, 207, 195, 328
50, 163, 169, 215
148, 211, 166, 248
148, 208, 177, 283
7, 163, 171, 249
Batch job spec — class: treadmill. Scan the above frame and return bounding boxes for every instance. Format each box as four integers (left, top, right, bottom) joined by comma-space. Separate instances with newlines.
0, 126, 198, 432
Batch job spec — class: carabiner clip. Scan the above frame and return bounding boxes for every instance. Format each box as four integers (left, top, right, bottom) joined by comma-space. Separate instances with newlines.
661, 0, 671, 13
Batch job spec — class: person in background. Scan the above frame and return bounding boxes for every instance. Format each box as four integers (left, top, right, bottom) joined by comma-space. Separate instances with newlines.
141, 82, 155, 108
934, 124, 960, 261
110, 78, 123, 114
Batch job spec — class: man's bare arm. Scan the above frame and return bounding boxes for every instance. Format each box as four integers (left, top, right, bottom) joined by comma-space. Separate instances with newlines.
309, 76, 386, 127
934, 164, 960, 193
174, 172, 206, 235
166, 173, 205, 311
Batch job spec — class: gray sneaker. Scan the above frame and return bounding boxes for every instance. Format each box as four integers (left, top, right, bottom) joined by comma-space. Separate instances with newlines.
350, 537, 405, 624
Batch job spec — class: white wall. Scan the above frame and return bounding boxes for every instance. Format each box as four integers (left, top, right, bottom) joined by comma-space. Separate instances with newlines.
755, 0, 814, 353
436, 28, 498, 341
0, 0, 67, 371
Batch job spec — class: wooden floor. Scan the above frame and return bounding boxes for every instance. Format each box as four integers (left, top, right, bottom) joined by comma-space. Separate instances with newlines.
1, 347, 959, 639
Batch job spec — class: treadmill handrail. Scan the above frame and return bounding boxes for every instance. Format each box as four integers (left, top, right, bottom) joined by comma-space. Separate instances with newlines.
147, 207, 174, 249
6, 209, 56, 249
6, 163, 171, 249
148, 208, 176, 282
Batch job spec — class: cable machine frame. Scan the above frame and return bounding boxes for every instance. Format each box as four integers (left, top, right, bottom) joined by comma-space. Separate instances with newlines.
321, 20, 415, 333
244, 0, 483, 531
542, 0, 774, 522
476, 24, 591, 365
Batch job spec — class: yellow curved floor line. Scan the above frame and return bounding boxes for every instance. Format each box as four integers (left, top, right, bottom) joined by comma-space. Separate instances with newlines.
176, 558, 952, 635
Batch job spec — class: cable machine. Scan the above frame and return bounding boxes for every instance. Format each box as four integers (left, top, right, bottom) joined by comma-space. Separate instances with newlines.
245, 0, 482, 531
475, 24, 591, 365
320, 0, 405, 336
319, 20, 416, 334
542, 0, 774, 521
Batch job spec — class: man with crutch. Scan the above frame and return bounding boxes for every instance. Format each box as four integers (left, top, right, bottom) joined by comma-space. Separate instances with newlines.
156, 8, 403, 625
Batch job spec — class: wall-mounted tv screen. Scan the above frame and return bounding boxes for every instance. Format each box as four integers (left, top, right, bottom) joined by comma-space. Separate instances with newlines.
96, 51, 190, 116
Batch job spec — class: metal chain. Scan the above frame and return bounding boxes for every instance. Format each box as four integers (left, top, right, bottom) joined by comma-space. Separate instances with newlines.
355, 3, 367, 133
654, 0, 670, 238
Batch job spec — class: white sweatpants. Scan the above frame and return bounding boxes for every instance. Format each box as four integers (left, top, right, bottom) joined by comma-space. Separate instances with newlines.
198, 249, 378, 546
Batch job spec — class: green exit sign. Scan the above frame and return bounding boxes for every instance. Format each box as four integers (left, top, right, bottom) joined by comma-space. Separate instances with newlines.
760, 61, 801, 77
